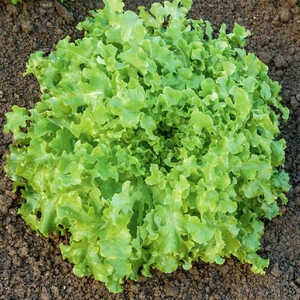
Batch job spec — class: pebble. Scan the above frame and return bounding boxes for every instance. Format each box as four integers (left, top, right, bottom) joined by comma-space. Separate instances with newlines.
295, 186, 300, 195
21, 19, 33, 33
40, 1, 53, 9
19, 246, 28, 257
288, 46, 296, 55
296, 94, 300, 101
165, 286, 179, 297
272, 15, 281, 26
288, 0, 297, 8
271, 263, 280, 277
39, 8, 46, 15
6, 224, 15, 235
279, 8, 291, 23
55, 2, 74, 24
291, 6, 300, 15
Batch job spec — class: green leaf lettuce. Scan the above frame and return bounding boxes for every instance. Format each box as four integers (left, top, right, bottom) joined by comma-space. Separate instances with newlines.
4, 0, 290, 293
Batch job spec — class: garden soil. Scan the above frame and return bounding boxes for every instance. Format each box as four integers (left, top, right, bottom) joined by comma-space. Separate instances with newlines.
0, 0, 299, 299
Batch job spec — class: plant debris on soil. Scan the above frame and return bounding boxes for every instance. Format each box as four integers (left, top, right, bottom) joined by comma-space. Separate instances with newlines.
0, 0, 299, 299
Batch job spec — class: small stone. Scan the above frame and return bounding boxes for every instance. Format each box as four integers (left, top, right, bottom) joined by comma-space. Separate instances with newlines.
288, 47, 296, 55
165, 286, 179, 297
39, 8, 46, 15
288, 0, 297, 8
272, 15, 280, 26
296, 94, 300, 101
55, 2, 75, 24
286, 55, 293, 64
21, 19, 33, 33
296, 197, 300, 207
19, 246, 28, 257
295, 185, 300, 195
40, 1, 53, 9
274, 55, 287, 69
6, 224, 15, 235
271, 263, 280, 277
279, 8, 291, 23
291, 6, 300, 15
295, 276, 300, 286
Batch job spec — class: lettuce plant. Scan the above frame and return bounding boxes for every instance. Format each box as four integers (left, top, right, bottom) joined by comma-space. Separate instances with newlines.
4, 0, 290, 293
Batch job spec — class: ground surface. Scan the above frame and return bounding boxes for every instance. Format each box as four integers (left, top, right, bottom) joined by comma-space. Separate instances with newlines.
0, 0, 299, 299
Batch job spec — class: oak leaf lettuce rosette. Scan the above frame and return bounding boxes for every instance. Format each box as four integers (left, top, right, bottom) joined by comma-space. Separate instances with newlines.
4, 0, 290, 293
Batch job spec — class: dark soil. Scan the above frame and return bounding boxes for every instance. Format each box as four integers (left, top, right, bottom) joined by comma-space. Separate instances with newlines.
0, 0, 299, 299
